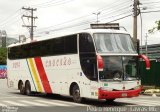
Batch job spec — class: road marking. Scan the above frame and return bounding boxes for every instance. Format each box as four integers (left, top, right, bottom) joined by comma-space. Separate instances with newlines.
0, 93, 16, 97
3, 101, 28, 106
19, 100, 48, 106
0, 103, 7, 107
118, 99, 160, 106
35, 100, 70, 106
52, 100, 87, 106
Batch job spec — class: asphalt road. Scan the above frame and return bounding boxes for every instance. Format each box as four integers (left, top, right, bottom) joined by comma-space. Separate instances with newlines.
0, 79, 160, 112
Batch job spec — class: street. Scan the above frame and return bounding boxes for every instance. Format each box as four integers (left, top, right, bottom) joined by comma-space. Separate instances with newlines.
0, 79, 160, 112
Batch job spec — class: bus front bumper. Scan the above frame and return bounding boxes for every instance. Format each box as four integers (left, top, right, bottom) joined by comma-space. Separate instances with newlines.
98, 86, 142, 99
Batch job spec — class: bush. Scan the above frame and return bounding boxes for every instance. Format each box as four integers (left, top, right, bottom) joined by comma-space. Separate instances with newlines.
0, 48, 7, 65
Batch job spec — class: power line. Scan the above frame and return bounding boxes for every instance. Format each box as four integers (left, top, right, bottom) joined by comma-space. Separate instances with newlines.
141, 1, 160, 4
0, 9, 23, 27
31, 0, 59, 7
34, 0, 75, 8
0, 9, 21, 23
141, 9, 160, 13
35, 0, 132, 33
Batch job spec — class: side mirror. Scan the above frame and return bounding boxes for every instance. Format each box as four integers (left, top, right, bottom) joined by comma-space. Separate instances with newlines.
97, 54, 104, 71
139, 54, 150, 70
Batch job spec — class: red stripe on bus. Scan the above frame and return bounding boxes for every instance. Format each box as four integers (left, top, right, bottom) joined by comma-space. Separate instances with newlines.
34, 57, 52, 93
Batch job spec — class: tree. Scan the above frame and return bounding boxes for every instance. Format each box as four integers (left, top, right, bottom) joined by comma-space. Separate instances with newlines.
0, 48, 7, 65
148, 20, 160, 33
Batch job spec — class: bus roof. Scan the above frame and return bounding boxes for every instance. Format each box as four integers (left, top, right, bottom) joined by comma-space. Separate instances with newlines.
8, 28, 129, 48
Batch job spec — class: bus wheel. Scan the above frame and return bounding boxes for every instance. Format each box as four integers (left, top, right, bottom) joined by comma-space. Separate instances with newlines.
105, 99, 115, 103
19, 82, 25, 95
72, 84, 82, 103
25, 81, 31, 95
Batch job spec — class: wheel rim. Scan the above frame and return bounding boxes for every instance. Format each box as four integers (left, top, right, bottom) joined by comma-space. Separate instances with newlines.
25, 83, 31, 95
20, 83, 24, 94
73, 85, 81, 103
74, 90, 80, 100
26, 87, 30, 95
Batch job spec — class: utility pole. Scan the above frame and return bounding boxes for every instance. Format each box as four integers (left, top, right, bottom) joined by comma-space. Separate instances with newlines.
145, 33, 148, 56
133, 0, 140, 41
133, 0, 138, 41
22, 7, 37, 41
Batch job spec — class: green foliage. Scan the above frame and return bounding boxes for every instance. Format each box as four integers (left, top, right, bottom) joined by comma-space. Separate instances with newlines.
148, 20, 160, 33
0, 47, 7, 65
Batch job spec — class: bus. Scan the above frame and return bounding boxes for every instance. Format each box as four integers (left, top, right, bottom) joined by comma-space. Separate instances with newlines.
7, 24, 150, 103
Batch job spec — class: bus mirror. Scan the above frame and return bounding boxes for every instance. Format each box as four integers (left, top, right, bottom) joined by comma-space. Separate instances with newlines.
97, 54, 104, 71
139, 54, 150, 70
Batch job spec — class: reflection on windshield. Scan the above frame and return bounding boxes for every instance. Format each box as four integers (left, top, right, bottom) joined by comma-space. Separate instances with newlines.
99, 56, 137, 81
94, 33, 136, 53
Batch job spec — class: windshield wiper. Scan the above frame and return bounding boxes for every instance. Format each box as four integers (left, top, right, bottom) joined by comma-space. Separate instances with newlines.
113, 78, 122, 81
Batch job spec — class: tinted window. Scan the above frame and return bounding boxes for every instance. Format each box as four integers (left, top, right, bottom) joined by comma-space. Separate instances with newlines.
8, 34, 77, 59
79, 33, 97, 81
79, 33, 95, 53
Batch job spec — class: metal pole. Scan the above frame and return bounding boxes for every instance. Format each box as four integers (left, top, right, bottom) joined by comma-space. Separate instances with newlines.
145, 33, 148, 56
22, 7, 37, 41
31, 8, 33, 40
133, 0, 138, 41
93, 12, 101, 24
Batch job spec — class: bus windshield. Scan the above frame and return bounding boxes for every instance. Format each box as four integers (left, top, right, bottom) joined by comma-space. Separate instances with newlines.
94, 33, 136, 53
99, 56, 138, 81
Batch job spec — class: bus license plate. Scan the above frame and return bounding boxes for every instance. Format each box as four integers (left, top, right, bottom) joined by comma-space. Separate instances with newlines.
122, 93, 127, 97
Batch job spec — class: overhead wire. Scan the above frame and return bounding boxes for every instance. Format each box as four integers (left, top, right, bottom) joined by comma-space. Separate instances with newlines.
2, 1, 138, 37
0, 9, 24, 27
35, 0, 132, 34
33, 0, 75, 8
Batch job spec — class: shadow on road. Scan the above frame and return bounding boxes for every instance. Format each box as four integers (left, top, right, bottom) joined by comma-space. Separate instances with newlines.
10, 91, 135, 107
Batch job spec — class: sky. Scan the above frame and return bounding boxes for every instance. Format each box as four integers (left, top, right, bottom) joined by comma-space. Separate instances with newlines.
0, 0, 160, 45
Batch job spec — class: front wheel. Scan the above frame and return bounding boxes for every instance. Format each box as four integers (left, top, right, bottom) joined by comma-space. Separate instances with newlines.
72, 84, 82, 103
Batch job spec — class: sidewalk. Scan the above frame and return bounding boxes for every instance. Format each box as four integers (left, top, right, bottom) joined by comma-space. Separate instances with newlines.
142, 89, 160, 97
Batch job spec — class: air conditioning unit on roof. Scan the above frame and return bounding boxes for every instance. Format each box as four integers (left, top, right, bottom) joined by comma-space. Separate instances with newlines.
90, 23, 119, 30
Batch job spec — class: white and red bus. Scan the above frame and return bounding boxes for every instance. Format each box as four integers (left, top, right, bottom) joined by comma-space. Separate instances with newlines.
7, 24, 150, 103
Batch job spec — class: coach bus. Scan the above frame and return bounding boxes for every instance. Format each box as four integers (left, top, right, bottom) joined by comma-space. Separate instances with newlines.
7, 24, 150, 103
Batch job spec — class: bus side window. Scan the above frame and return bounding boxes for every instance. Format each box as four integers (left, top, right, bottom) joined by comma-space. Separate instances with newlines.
79, 33, 98, 81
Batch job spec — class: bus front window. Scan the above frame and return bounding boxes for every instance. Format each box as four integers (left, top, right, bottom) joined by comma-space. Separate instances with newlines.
99, 56, 138, 81
94, 33, 136, 54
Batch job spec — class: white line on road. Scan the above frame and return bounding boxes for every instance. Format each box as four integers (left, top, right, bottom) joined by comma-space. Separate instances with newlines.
52, 100, 87, 106
3, 101, 28, 106
118, 99, 160, 106
0, 103, 7, 107
0, 92, 16, 97
35, 100, 70, 106
19, 100, 48, 107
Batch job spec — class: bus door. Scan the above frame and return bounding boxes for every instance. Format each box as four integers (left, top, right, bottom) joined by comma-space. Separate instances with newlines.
79, 33, 98, 98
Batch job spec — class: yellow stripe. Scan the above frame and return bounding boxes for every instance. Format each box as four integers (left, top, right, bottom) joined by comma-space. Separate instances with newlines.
28, 58, 42, 92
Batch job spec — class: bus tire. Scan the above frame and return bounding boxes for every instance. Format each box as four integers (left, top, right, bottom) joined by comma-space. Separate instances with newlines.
19, 82, 25, 95
18, 80, 23, 90
72, 84, 82, 103
25, 81, 31, 95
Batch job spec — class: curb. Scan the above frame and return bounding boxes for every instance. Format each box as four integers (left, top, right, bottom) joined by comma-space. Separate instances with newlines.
142, 93, 160, 97
142, 89, 160, 97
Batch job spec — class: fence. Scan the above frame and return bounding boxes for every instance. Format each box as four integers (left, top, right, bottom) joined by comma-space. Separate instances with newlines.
140, 60, 160, 87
